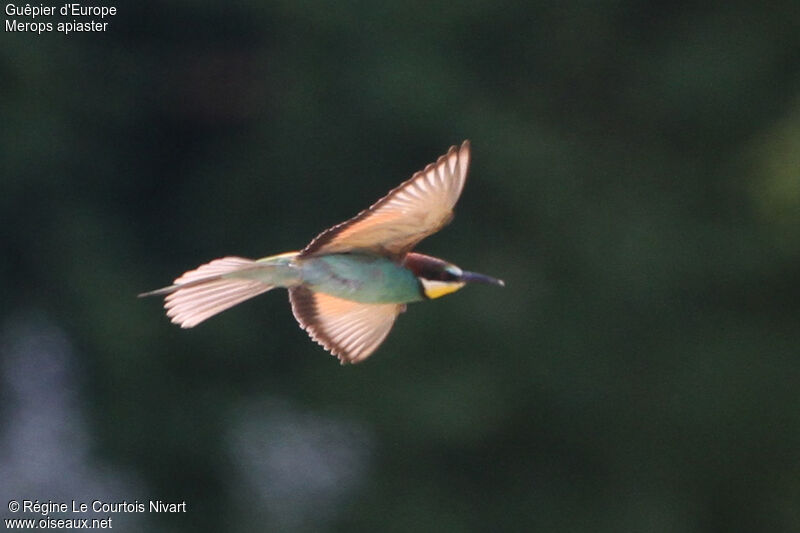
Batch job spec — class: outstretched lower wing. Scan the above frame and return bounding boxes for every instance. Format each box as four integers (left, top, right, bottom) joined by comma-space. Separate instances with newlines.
289, 286, 404, 363
301, 141, 471, 258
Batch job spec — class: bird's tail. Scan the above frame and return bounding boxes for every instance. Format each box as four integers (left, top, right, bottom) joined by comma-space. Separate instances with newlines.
139, 252, 300, 328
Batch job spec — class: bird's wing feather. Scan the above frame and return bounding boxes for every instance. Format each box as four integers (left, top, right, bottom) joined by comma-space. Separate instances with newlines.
301, 141, 471, 258
289, 286, 403, 363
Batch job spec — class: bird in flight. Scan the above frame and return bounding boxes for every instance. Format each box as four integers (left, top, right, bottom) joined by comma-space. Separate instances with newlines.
140, 141, 504, 363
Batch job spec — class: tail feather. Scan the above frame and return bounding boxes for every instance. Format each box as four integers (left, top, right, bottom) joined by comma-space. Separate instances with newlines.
166, 279, 273, 328
140, 256, 275, 328
174, 256, 258, 283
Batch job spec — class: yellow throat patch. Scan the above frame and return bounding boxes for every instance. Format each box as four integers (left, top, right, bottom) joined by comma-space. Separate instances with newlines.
420, 279, 466, 299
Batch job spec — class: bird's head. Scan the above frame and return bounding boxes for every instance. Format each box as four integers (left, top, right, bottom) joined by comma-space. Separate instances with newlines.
403, 252, 505, 300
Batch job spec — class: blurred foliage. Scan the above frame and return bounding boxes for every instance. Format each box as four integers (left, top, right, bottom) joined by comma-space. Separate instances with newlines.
2, 1, 800, 532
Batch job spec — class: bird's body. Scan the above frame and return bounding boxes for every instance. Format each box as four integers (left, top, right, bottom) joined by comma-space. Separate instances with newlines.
225, 252, 424, 303
141, 141, 503, 363
299, 253, 423, 303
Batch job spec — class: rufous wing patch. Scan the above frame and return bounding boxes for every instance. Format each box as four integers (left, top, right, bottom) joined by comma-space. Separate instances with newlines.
289, 286, 402, 363
301, 141, 471, 258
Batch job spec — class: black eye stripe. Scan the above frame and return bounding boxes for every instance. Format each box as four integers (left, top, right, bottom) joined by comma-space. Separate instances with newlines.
403, 253, 461, 283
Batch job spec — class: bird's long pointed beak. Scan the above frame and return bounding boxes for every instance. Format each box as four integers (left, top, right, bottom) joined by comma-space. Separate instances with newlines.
461, 270, 505, 287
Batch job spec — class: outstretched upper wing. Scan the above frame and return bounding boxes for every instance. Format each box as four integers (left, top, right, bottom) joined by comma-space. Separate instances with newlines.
300, 141, 471, 258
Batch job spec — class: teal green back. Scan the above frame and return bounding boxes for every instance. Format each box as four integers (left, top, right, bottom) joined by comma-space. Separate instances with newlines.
300, 254, 423, 304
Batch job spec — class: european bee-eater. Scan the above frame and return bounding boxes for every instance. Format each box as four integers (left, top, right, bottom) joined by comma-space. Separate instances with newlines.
141, 141, 504, 363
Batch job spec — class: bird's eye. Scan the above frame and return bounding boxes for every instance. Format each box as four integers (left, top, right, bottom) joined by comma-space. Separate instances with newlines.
441, 267, 461, 282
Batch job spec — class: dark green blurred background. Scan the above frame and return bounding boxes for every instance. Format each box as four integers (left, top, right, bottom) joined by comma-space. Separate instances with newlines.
2, 2, 799, 532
